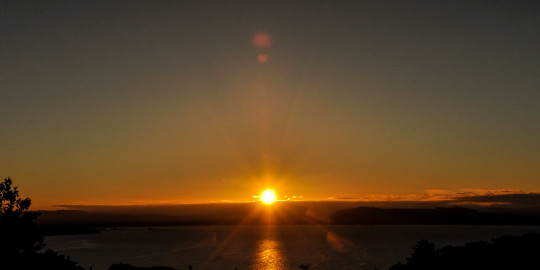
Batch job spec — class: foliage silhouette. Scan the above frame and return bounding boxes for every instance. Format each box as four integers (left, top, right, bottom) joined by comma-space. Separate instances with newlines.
0, 177, 84, 270
0, 177, 43, 257
389, 232, 540, 270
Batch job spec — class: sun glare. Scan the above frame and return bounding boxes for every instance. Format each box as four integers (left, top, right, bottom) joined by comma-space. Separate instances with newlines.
260, 189, 277, 205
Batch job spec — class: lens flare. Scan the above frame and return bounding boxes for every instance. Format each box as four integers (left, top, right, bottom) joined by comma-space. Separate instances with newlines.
252, 32, 272, 48
257, 53, 268, 63
327, 231, 354, 253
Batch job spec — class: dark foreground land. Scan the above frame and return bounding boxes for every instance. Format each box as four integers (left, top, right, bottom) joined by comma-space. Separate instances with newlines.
389, 232, 540, 270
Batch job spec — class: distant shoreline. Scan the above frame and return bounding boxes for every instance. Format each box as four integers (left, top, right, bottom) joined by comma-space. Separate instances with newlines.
38, 206, 540, 236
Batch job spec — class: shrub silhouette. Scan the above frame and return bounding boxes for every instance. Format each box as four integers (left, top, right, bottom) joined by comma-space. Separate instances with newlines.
0, 177, 84, 270
0, 177, 43, 257
389, 233, 540, 270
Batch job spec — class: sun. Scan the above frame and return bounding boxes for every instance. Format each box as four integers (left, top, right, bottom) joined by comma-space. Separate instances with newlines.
260, 189, 277, 205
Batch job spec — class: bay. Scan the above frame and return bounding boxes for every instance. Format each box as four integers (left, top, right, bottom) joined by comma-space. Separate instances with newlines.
45, 225, 540, 270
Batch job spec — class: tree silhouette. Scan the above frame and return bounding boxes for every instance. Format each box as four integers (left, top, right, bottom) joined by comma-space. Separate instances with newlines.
0, 177, 43, 257
1, 177, 84, 270
389, 233, 540, 270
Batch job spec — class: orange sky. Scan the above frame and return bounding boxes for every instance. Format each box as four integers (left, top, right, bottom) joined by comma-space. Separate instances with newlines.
1, 2, 539, 210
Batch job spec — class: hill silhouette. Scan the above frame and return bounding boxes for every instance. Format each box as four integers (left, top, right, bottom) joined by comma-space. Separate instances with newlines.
39, 202, 327, 228
38, 204, 540, 229
331, 206, 540, 225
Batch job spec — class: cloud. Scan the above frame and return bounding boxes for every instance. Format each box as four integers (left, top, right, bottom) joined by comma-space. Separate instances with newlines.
422, 189, 540, 206
454, 193, 540, 206
54, 189, 540, 213
329, 189, 540, 208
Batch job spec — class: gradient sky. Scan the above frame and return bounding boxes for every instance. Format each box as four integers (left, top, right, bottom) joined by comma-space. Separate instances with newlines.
1, 1, 539, 209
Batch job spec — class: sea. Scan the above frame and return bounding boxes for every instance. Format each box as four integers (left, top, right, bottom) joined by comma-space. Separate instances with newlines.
45, 225, 540, 270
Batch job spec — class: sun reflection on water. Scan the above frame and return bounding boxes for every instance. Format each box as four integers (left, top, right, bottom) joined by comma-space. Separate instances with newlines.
255, 235, 286, 269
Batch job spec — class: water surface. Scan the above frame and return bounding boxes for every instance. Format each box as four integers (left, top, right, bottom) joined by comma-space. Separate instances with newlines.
45, 225, 540, 270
